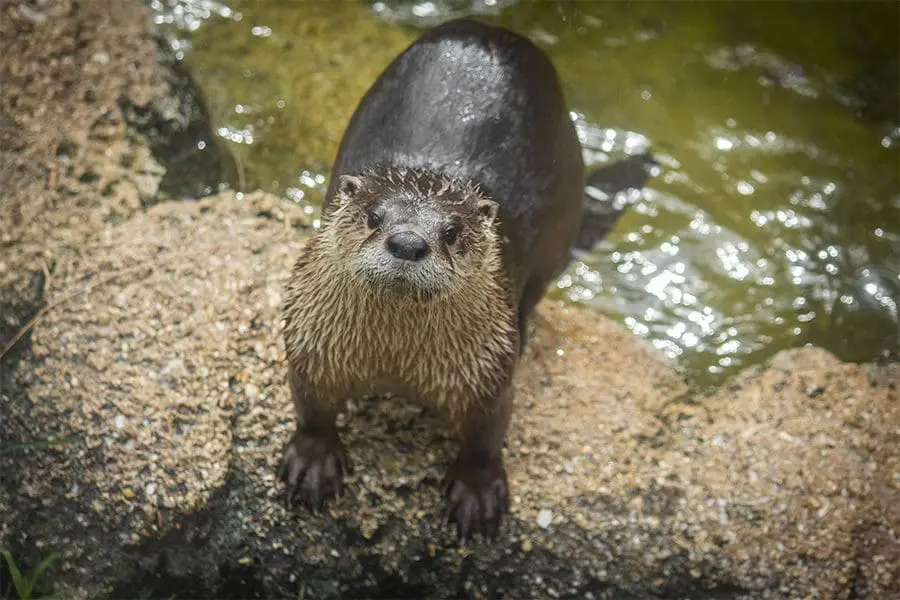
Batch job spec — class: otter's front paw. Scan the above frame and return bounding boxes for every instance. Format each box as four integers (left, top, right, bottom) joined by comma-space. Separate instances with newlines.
443, 454, 509, 543
277, 429, 348, 512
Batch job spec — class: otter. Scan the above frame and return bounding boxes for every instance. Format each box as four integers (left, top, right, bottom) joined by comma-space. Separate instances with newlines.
277, 18, 643, 542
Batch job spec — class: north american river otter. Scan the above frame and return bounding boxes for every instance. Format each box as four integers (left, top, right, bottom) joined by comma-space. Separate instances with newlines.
277, 18, 650, 542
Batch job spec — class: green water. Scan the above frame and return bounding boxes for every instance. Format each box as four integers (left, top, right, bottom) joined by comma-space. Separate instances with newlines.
152, 0, 900, 387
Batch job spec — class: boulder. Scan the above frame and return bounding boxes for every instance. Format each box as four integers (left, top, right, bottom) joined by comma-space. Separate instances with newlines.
1, 192, 896, 599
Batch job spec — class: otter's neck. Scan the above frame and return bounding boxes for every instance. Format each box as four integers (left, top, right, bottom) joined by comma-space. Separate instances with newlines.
282, 232, 519, 408
285, 232, 514, 348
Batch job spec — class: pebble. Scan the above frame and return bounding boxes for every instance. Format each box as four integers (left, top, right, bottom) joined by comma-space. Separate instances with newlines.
806, 384, 825, 398
537, 509, 553, 529
114, 414, 126, 429
17, 4, 47, 24
159, 359, 186, 380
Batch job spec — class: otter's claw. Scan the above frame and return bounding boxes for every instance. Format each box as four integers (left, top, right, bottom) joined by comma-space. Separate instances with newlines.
443, 455, 509, 543
277, 429, 348, 511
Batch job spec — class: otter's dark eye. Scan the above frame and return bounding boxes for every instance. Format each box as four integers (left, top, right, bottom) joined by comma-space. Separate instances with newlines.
441, 223, 461, 245
366, 211, 382, 229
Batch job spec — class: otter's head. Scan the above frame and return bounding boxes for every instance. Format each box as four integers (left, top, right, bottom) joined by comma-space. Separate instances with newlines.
321, 168, 501, 300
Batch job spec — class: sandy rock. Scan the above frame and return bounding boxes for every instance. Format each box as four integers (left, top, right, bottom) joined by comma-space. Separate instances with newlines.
0, 0, 231, 364
1, 193, 896, 599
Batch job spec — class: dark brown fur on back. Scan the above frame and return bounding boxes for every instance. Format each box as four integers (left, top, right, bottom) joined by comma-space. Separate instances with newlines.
276, 18, 585, 543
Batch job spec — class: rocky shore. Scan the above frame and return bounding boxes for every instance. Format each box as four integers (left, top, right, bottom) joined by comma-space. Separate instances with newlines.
1, 1, 897, 598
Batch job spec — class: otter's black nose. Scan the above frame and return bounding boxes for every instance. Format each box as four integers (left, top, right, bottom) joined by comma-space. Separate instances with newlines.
386, 231, 430, 261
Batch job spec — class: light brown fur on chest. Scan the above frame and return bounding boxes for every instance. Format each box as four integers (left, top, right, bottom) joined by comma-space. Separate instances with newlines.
282, 242, 519, 420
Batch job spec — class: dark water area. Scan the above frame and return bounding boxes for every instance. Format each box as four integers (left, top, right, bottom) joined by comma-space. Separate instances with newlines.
150, 0, 899, 388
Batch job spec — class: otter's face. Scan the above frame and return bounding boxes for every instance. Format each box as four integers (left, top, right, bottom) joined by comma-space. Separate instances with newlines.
325, 171, 500, 300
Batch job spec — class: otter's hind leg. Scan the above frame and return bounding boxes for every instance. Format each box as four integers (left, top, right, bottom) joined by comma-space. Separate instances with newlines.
518, 243, 582, 355
277, 364, 348, 511
516, 278, 548, 355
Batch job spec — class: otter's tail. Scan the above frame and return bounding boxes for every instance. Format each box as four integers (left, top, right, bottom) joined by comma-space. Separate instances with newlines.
574, 152, 658, 252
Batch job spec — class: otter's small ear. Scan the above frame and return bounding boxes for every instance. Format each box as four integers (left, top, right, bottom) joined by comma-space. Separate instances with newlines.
476, 198, 499, 225
336, 174, 363, 203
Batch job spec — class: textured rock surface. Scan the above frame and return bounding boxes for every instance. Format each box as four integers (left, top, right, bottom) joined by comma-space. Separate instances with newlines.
0, 1, 897, 599
1, 190, 897, 599
0, 0, 230, 371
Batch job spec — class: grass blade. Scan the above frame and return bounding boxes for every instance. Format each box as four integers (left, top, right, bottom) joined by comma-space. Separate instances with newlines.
0, 548, 60, 600
27, 552, 60, 597
0, 549, 26, 599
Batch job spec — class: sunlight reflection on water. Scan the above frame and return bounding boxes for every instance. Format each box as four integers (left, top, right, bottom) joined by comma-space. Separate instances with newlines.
151, 0, 900, 386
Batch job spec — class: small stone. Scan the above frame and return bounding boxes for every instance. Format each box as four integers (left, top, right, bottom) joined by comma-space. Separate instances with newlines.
806, 384, 825, 398
122, 488, 135, 499
537, 509, 553, 529
238, 556, 252, 565
521, 538, 533, 552
145, 482, 157, 497
159, 359, 186, 383
114, 414, 126, 429
17, 4, 47, 23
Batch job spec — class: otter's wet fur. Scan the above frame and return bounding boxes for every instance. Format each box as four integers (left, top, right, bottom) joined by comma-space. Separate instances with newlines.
277, 18, 588, 543
282, 166, 519, 421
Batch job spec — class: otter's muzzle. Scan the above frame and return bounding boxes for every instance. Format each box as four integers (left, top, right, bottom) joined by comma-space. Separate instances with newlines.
386, 231, 430, 262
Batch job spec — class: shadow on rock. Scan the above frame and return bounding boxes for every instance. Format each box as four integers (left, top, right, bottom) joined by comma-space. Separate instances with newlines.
106, 417, 748, 600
